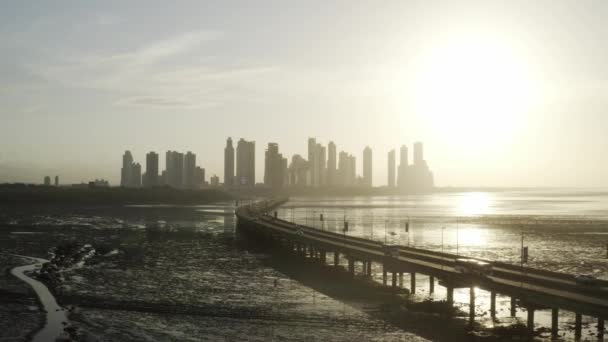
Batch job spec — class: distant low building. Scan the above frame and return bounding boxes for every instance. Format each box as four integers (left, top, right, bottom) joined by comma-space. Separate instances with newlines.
210, 174, 220, 187
43, 176, 51, 186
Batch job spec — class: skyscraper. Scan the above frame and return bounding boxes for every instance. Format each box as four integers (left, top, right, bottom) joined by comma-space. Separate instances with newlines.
308, 138, 319, 187
236, 138, 255, 187
121, 151, 134, 187
144, 152, 159, 188
184, 151, 196, 189
224, 138, 235, 187
414, 142, 423, 166
131, 163, 142, 187
194, 166, 205, 189
397, 145, 408, 188
327, 141, 337, 186
363, 146, 372, 187
165, 151, 184, 188
388, 149, 395, 188
264, 143, 285, 190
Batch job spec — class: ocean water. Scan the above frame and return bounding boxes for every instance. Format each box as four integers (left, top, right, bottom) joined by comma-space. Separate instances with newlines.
2, 189, 607, 341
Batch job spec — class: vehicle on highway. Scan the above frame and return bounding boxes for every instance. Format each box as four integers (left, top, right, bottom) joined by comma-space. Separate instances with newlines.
382, 244, 400, 258
454, 258, 493, 277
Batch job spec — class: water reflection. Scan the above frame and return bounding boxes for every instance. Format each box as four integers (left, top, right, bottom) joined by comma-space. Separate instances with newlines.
455, 192, 492, 216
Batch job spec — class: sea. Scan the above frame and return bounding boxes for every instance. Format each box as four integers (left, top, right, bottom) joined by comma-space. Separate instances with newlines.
1, 188, 607, 341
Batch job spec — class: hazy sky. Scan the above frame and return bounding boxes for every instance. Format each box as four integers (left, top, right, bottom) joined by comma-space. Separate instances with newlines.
1, 1, 607, 187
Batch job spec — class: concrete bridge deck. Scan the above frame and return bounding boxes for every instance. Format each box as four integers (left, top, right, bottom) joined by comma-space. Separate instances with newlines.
236, 198, 607, 338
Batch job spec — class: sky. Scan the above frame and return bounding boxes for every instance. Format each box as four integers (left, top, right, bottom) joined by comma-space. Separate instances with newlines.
1, 1, 607, 187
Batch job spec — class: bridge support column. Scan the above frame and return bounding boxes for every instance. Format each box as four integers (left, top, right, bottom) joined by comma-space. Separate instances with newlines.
469, 287, 475, 326
320, 250, 326, 265
446, 286, 454, 306
490, 291, 496, 320
510, 297, 516, 317
334, 252, 339, 267
309, 246, 314, 258
382, 264, 387, 286
398, 272, 403, 288
551, 308, 558, 339
429, 276, 434, 294
391, 272, 397, 290
598, 317, 605, 339
366, 261, 372, 277
361, 261, 366, 275
410, 273, 416, 294
348, 258, 355, 278
574, 313, 582, 339
527, 308, 535, 335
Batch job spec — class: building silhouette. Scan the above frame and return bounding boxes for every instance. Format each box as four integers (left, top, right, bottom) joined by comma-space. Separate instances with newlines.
194, 166, 205, 189
143, 152, 159, 188
54, 176, 59, 187
236, 138, 255, 187
44, 176, 51, 186
363, 146, 372, 187
288, 154, 308, 187
224, 138, 235, 188
264, 143, 287, 190
397, 145, 408, 188
121, 151, 141, 188
165, 151, 184, 188
397, 142, 434, 192
414, 142, 423, 166
327, 141, 337, 186
210, 174, 219, 187
388, 149, 395, 188
183, 151, 196, 189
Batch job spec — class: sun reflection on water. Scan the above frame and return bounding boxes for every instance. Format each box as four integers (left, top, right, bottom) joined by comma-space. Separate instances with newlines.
456, 192, 492, 216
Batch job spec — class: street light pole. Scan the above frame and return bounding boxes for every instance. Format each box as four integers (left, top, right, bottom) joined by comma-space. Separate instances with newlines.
441, 226, 445, 270
456, 217, 459, 256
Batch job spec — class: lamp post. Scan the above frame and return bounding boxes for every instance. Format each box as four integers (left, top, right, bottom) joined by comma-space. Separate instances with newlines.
456, 217, 460, 256
384, 220, 388, 244
441, 226, 445, 270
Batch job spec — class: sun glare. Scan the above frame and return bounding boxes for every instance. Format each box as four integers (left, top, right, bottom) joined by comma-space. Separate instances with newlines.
411, 34, 538, 151
456, 192, 492, 216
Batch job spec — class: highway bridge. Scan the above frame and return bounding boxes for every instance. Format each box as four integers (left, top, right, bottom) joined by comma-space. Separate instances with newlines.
236, 198, 608, 339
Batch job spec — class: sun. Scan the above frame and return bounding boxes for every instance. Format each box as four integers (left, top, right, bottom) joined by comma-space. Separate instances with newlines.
410, 34, 538, 151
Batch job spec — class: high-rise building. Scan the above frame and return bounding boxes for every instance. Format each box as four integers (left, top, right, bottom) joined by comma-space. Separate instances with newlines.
337, 151, 356, 186
165, 151, 184, 188
414, 142, 423, 166
327, 141, 337, 186
363, 146, 372, 187
144, 152, 159, 188
44, 176, 51, 186
388, 149, 396, 188
131, 163, 142, 187
236, 138, 255, 187
307, 138, 319, 187
224, 138, 235, 187
121, 151, 134, 187
264, 143, 286, 190
54, 176, 59, 187
288, 155, 308, 187
194, 166, 205, 189
397, 145, 408, 188
184, 151, 197, 189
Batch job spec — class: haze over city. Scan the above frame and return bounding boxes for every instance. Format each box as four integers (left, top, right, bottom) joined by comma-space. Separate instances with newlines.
2, 1, 608, 187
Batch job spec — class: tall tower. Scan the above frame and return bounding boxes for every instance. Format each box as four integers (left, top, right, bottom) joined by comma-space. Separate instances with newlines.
145, 152, 159, 187
264, 142, 285, 190
388, 149, 395, 188
307, 138, 318, 187
224, 138, 235, 187
184, 152, 196, 189
397, 145, 408, 188
236, 138, 255, 187
363, 146, 372, 187
327, 141, 336, 186
414, 142, 423, 165
121, 151, 134, 187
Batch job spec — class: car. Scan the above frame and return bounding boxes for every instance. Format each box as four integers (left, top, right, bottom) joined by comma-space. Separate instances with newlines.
454, 258, 493, 277
575, 274, 600, 286
382, 244, 400, 258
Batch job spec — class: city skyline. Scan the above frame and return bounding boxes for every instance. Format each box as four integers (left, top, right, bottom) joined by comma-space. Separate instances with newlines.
2, 2, 608, 188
